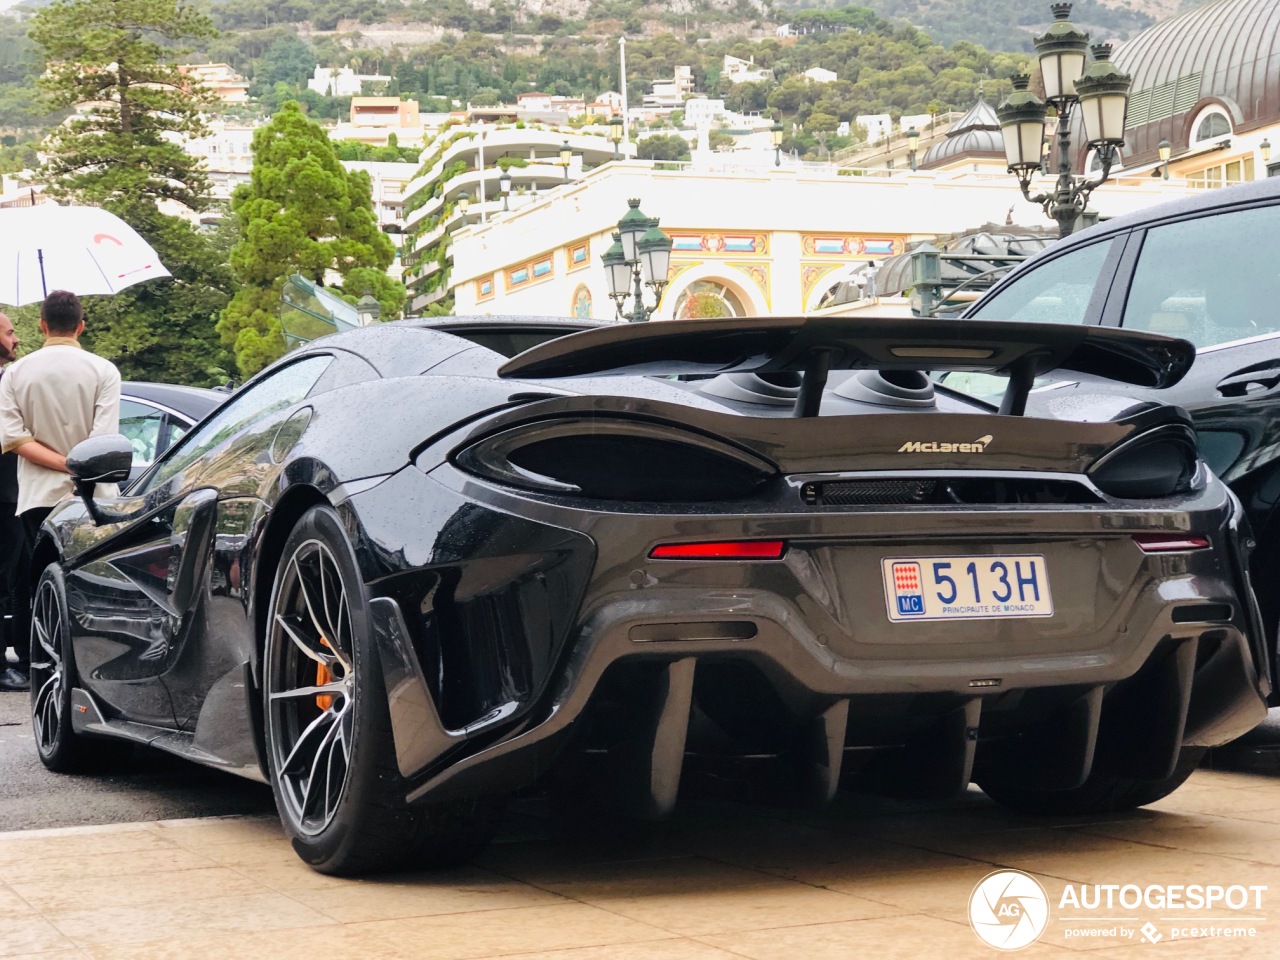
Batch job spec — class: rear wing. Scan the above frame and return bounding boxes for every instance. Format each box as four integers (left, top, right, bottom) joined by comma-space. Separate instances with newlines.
497, 316, 1194, 417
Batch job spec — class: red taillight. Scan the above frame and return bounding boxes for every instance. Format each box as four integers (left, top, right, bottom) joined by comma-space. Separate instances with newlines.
1133, 534, 1211, 553
650, 540, 787, 560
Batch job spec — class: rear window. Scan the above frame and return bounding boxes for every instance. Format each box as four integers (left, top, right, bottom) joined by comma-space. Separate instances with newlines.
968, 239, 1114, 326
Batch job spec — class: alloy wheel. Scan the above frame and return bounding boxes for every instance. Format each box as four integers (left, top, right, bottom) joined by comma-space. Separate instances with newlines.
267, 539, 356, 836
29, 577, 64, 756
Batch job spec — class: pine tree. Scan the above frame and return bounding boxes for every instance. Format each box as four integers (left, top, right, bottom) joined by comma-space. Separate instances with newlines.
219, 101, 405, 377
30, 0, 234, 386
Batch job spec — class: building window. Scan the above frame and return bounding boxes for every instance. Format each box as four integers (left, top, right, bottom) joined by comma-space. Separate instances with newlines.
1191, 109, 1232, 144
477, 275, 494, 301
505, 254, 555, 290
567, 241, 589, 270
1186, 156, 1254, 188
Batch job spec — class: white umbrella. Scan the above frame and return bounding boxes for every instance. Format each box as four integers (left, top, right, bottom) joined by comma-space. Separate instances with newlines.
0, 204, 171, 306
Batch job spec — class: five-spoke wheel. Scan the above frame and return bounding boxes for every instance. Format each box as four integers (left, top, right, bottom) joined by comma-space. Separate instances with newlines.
263, 505, 505, 875
29, 565, 85, 771
267, 537, 356, 836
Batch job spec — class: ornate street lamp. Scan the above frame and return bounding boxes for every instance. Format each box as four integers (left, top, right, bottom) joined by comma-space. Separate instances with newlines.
1158, 139, 1172, 180
906, 125, 920, 171
456, 192, 471, 223
499, 169, 512, 211
356, 291, 381, 325
609, 115, 624, 160
559, 139, 572, 182
1262, 138, 1272, 164
998, 4, 1132, 237
771, 122, 784, 167
602, 199, 672, 322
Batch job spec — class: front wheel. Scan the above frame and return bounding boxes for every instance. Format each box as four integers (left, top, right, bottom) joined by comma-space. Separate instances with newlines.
30, 564, 89, 772
263, 505, 501, 875
980, 747, 1207, 815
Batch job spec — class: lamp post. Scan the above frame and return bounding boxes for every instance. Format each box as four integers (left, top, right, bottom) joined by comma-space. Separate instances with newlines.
997, 3, 1132, 238
559, 139, 572, 182
1262, 138, 1274, 178
456, 192, 471, 224
609, 115, 624, 160
601, 198, 672, 322
1158, 138, 1172, 180
906, 125, 919, 171
356, 290, 381, 326
771, 122, 784, 167
499, 169, 512, 211
910, 243, 943, 317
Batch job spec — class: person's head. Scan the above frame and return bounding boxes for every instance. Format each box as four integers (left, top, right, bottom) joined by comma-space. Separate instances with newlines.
0, 313, 16, 365
40, 290, 84, 338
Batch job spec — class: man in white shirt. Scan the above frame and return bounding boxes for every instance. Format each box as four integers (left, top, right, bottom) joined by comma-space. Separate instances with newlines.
0, 292, 120, 685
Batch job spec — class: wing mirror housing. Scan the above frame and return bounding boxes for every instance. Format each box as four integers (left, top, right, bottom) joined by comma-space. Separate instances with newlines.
66, 434, 134, 525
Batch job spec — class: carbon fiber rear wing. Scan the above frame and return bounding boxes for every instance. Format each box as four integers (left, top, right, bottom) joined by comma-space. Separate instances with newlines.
497, 316, 1194, 417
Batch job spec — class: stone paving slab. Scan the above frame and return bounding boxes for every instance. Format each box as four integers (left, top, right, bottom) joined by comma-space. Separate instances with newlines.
0, 768, 1277, 958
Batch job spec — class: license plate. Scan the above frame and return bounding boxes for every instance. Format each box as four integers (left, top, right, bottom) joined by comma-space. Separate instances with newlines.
882, 555, 1053, 622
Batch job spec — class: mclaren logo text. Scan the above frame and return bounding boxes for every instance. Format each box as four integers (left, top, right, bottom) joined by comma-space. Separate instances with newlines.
898, 434, 994, 454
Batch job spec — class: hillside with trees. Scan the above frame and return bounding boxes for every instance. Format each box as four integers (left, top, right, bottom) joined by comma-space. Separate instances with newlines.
813, 0, 1157, 51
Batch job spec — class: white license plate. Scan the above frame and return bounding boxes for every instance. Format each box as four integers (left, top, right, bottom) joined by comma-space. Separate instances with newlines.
882, 555, 1053, 622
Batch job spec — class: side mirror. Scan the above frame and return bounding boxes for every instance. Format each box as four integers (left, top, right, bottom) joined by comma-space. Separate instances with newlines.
66, 434, 133, 485
66, 435, 135, 526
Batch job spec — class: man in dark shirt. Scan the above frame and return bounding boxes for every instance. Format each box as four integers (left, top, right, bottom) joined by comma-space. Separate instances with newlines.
0, 313, 27, 690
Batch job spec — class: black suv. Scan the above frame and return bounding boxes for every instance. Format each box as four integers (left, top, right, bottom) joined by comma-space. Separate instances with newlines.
965, 175, 1280, 659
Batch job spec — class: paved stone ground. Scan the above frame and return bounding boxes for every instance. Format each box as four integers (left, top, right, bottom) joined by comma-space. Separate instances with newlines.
0, 685, 1277, 958
0, 765, 1275, 958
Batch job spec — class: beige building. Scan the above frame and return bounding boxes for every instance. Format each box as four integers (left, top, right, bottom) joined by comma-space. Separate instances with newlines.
179, 63, 250, 105
330, 97, 425, 147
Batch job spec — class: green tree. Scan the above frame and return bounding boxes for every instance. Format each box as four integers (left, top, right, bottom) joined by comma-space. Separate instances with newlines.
31, 0, 235, 386
219, 101, 405, 376
252, 34, 315, 90
636, 133, 690, 162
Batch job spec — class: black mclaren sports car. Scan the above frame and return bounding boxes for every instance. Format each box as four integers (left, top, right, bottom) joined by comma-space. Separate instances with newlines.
33, 315, 1270, 874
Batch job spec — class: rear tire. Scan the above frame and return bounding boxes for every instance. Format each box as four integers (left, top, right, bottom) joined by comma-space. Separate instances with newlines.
29, 564, 89, 773
980, 747, 1207, 815
262, 505, 502, 875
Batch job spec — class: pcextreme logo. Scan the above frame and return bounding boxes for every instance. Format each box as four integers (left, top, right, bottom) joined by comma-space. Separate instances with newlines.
969, 870, 1050, 951
898, 434, 994, 454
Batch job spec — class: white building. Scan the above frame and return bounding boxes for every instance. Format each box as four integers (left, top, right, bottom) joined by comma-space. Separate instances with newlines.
857, 114, 893, 144
445, 160, 1207, 321
400, 123, 637, 312
643, 66, 696, 112
803, 67, 838, 84
307, 66, 393, 98
683, 98, 727, 128
722, 55, 774, 85
183, 118, 261, 201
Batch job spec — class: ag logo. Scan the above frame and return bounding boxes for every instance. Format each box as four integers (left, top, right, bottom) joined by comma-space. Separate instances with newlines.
969, 870, 1050, 950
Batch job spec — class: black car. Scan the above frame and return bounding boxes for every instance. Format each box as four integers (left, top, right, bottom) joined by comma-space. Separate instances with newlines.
119, 382, 226, 482
964, 175, 1280, 677
30, 316, 1269, 874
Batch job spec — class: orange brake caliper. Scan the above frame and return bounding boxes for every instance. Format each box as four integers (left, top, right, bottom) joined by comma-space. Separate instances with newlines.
316, 638, 334, 710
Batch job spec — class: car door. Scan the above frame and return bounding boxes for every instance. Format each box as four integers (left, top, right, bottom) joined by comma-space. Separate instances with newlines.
118, 397, 197, 484
1109, 203, 1280, 490
64, 356, 334, 729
